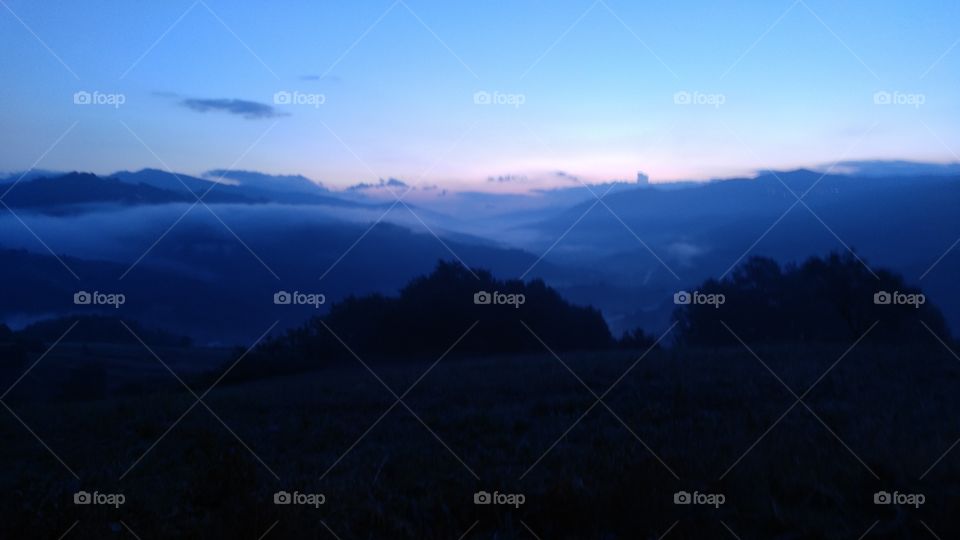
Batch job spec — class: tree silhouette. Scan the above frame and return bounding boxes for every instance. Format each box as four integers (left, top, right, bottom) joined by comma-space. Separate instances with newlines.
674, 252, 949, 346
227, 261, 614, 381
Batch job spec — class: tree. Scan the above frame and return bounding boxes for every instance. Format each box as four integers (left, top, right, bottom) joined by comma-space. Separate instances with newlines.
225, 261, 615, 382
673, 252, 950, 346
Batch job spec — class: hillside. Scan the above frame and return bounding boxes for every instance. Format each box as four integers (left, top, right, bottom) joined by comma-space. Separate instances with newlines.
523, 171, 960, 335
1, 343, 956, 538
0, 221, 574, 343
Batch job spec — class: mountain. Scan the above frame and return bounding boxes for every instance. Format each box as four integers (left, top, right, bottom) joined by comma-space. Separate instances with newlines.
3, 166, 958, 341
0, 218, 575, 343
530, 170, 960, 261
390, 178, 649, 219
0, 172, 213, 209
5, 169, 385, 212
115, 168, 365, 208
4, 172, 256, 213
519, 169, 960, 335
110, 168, 232, 196
204, 169, 328, 195
0, 169, 63, 184
825, 160, 960, 177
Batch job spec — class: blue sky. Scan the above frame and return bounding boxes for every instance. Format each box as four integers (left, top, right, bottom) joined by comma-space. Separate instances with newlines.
1, 0, 958, 189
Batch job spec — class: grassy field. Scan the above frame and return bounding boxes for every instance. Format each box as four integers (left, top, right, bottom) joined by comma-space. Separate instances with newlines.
2, 342, 231, 401
2, 342, 958, 539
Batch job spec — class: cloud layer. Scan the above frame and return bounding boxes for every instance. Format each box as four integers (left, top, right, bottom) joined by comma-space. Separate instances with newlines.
180, 98, 286, 119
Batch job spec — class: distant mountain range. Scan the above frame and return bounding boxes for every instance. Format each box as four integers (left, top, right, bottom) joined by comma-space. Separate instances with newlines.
3, 159, 957, 213
1, 161, 957, 343
2, 172, 254, 210
114, 169, 368, 207
0, 169, 390, 211
519, 169, 960, 336
821, 160, 960, 177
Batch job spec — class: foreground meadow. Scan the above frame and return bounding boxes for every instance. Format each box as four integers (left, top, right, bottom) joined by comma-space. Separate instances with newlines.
1, 342, 957, 539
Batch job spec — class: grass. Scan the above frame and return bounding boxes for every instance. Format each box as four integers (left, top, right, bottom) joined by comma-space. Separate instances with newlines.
3, 342, 230, 401
1, 342, 958, 538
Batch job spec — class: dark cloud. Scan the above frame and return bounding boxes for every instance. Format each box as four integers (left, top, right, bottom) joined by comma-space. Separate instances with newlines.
487, 174, 528, 183
346, 178, 409, 192
553, 170, 582, 183
180, 98, 287, 120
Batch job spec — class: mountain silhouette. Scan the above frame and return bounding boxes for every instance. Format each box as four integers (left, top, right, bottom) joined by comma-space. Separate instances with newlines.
2, 172, 252, 209
113, 168, 368, 207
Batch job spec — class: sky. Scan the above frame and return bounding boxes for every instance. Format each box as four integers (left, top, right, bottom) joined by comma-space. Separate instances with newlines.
0, 0, 958, 190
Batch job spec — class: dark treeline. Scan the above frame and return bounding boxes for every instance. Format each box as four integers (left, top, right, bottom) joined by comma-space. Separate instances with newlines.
11, 315, 192, 348
225, 261, 619, 382
223, 253, 948, 383
674, 253, 950, 346
3, 254, 947, 390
